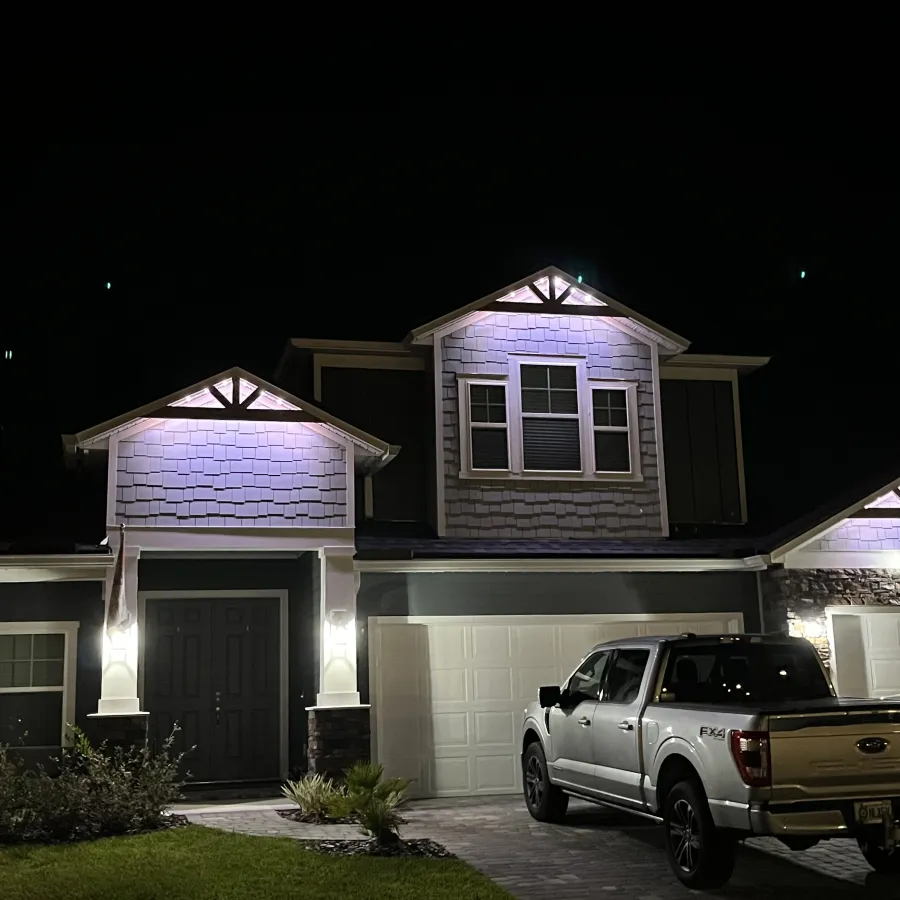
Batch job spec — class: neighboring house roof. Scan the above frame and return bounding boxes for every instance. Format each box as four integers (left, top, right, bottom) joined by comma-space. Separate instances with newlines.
766, 462, 900, 561
406, 265, 691, 356
63, 366, 399, 470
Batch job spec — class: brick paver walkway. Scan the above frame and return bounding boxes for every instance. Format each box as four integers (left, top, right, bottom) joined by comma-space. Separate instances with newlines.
184, 796, 890, 898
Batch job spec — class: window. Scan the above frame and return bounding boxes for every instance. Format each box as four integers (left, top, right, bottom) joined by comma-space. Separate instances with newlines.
456, 358, 642, 482
658, 642, 831, 705
0, 623, 76, 748
592, 388, 632, 473
604, 649, 650, 704
468, 383, 509, 470
567, 650, 613, 701
520, 364, 581, 472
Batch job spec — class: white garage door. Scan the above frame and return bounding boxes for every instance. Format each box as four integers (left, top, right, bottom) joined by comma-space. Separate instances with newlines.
369, 612, 744, 798
830, 609, 900, 698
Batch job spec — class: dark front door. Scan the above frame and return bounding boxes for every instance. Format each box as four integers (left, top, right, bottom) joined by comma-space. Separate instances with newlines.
144, 596, 281, 783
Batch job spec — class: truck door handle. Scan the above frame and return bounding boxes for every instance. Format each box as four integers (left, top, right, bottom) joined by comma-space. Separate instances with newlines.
578, 717, 591, 727
617, 721, 634, 731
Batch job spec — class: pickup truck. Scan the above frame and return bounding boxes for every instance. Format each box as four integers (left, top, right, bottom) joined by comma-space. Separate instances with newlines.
521, 632, 900, 889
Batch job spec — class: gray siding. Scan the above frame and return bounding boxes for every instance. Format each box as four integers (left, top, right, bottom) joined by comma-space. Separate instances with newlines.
115, 421, 348, 527
356, 570, 760, 703
441, 314, 662, 538
0, 580, 104, 768
139, 557, 315, 775
320, 367, 427, 522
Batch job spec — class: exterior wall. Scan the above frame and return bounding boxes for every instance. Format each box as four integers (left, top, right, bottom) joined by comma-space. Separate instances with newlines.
761, 566, 900, 667
115, 420, 348, 527
441, 314, 662, 538
806, 520, 900, 552
0, 580, 103, 769
138, 557, 315, 775
356, 570, 759, 704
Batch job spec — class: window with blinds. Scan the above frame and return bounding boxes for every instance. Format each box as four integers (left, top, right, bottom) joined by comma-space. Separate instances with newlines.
520, 364, 581, 471
468, 383, 509, 470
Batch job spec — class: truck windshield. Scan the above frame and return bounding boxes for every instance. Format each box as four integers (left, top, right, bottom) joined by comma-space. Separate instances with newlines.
658, 641, 833, 704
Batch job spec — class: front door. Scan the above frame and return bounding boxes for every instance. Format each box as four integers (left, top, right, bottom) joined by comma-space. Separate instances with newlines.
592, 646, 653, 808
144, 596, 281, 783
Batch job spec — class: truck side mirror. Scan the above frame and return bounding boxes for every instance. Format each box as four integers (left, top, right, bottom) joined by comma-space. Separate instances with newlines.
539, 685, 562, 707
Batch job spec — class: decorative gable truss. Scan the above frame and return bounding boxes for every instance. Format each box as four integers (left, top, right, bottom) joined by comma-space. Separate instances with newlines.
68, 368, 398, 530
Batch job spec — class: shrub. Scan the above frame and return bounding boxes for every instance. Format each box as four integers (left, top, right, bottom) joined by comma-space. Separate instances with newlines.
0, 726, 186, 845
344, 761, 411, 846
281, 773, 345, 822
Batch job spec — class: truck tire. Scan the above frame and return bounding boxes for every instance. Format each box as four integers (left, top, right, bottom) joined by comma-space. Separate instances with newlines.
663, 780, 736, 889
858, 834, 900, 874
523, 742, 568, 823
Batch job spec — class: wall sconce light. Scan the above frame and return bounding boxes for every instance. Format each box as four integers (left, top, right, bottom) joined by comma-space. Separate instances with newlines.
327, 609, 354, 660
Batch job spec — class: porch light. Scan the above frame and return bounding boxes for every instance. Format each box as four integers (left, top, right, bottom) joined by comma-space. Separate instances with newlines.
326, 609, 354, 660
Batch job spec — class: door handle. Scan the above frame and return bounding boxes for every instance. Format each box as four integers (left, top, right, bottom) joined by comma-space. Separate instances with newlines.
618, 721, 634, 731
578, 716, 591, 727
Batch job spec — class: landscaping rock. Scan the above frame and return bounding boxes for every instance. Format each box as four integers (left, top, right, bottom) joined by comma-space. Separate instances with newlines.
306, 838, 455, 859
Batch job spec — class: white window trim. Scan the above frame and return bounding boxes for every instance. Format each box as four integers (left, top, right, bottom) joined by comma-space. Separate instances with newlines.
0, 621, 79, 748
457, 376, 512, 478
456, 357, 644, 483
589, 378, 643, 480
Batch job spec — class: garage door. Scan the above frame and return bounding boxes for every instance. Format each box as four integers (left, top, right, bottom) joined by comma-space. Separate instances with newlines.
830, 609, 900, 698
368, 613, 743, 798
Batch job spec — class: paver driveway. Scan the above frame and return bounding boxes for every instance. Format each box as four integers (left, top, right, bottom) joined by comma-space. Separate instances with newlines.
186, 796, 894, 899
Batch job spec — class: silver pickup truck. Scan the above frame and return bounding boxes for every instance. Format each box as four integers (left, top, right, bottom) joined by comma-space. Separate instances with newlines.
522, 632, 900, 889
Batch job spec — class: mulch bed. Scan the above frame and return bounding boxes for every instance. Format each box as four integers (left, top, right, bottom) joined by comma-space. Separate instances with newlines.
277, 809, 357, 826
306, 838, 455, 859
161, 814, 190, 830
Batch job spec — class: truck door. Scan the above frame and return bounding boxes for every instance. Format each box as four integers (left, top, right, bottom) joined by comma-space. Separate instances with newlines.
548, 649, 613, 795
592, 647, 653, 809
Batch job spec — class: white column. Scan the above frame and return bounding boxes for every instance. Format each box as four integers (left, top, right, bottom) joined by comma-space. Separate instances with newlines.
314, 546, 362, 708
91, 537, 145, 717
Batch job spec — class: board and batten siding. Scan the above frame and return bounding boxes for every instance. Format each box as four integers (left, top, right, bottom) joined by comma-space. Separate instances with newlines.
441, 314, 662, 538
114, 420, 348, 527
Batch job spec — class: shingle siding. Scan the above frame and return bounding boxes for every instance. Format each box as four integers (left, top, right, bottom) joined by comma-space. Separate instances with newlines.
807, 519, 900, 552
115, 420, 348, 527
441, 314, 662, 538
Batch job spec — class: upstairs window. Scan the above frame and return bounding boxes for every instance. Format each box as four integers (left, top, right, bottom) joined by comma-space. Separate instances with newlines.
457, 356, 642, 482
592, 388, 632, 473
468, 382, 509, 471
520, 364, 581, 472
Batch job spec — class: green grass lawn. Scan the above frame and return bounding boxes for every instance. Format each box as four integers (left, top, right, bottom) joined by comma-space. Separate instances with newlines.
0, 826, 510, 900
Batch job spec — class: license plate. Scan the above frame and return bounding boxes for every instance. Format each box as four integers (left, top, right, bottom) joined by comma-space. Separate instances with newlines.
855, 801, 894, 824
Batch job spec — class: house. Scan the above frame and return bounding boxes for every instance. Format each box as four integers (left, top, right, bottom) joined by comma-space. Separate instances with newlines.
761, 464, 900, 701
1, 267, 774, 796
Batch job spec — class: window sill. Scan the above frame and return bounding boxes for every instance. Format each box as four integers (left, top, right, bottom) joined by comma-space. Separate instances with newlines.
458, 470, 644, 484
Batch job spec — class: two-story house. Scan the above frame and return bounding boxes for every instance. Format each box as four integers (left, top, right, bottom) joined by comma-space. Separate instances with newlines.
0, 267, 769, 797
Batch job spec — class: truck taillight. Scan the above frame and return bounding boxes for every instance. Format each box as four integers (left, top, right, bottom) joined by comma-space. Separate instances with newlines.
730, 730, 771, 787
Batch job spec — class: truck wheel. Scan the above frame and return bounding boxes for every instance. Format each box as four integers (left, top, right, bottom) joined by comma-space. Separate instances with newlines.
523, 742, 568, 823
663, 780, 736, 889
858, 834, 900, 874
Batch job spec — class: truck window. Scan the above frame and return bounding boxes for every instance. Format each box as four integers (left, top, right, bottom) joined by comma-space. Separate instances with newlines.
604, 648, 650, 704
568, 650, 613, 701
659, 641, 832, 704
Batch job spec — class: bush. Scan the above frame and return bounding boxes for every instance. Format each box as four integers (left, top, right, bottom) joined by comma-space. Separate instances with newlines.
0, 726, 186, 844
344, 761, 411, 846
281, 773, 346, 822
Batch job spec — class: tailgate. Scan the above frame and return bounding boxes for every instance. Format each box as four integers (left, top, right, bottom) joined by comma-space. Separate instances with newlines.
768, 708, 900, 802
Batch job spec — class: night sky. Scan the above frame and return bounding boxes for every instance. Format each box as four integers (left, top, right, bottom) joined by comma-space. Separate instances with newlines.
2, 94, 897, 543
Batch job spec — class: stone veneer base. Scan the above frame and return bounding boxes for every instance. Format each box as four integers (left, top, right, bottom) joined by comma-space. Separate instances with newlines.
307, 707, 371, 779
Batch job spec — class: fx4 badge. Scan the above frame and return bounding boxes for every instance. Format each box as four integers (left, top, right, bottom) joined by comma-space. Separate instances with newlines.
700, 726, 726, 741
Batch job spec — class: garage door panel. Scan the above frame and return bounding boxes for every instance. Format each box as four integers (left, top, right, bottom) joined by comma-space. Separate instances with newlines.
473, 668, 513, 701
866, 616, 900, 653
433, 711, 469, 747
371, 613, 743, 798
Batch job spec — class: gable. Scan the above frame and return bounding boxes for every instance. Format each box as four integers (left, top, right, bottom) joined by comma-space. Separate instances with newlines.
68, 367, 398, 471
407, 266, 689, 356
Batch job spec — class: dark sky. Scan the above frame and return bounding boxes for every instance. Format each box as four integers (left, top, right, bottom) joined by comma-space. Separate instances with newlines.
2, 93, 897, 542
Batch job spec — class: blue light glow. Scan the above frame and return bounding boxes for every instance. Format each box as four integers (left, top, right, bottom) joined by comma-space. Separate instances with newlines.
800, 270, 806, 279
